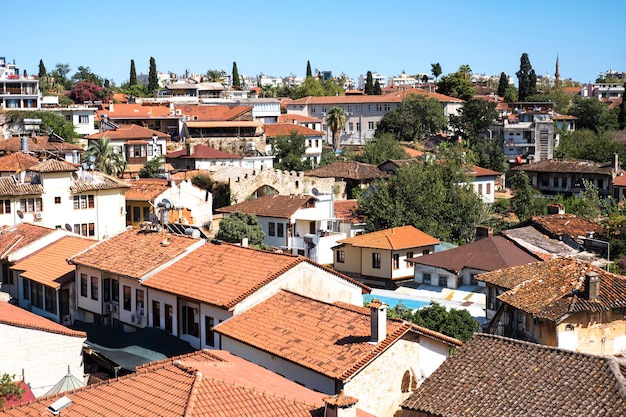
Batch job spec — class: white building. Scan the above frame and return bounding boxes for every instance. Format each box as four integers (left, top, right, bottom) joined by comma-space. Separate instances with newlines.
0, 56, 39, 110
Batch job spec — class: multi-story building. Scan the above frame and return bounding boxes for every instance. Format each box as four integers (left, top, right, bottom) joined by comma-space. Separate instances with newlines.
0, 56, 39, 110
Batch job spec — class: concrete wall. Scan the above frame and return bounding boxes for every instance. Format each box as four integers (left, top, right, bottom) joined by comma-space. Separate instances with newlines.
556, 310, 626, 355
0, 323, 85, 397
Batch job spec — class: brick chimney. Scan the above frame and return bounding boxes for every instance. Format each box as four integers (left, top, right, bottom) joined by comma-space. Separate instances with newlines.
368, 300, 388, 343
323, 390, 358, 417
585, 271, 600, 301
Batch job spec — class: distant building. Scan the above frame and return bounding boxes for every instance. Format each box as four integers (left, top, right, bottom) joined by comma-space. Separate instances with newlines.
0, 56, 39, 110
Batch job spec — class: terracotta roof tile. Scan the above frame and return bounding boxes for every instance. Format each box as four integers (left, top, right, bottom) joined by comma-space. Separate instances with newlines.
125, 178, 170, 201
215, 291, 459, 382
409, 235, 541, 274
85, 124, 169, 140
0, 176, 43, 196
493, 258, 626, 321
0, 223, 58, 259
338, 225, 439, 250
264, 123, 323, 137
70, 171, 130, 192
29, 159, 79, 173
2, 349, 354, 417
333, 199, 365, 225
401, 146, 423, 158
166, 144, 242, 160
0, 136, 83, 153
0, 300, 86, 338
277, 114, 320, 123
10, 236, 95, 288
529, 214, 604, 240
0, 153, 40, 172
174, 104, 253, 121
216, 194, 317, 219
305, 161, 384, 180
401, 333, 626, 417
68, 228, 202, 279
511, 159, 615, 175
96, 103, 177, 120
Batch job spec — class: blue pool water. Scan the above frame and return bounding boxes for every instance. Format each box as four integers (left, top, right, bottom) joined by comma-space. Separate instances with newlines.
363, 294, 430, 311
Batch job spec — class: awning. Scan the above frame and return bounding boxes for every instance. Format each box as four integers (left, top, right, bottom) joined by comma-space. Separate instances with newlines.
83, 341, 166, 372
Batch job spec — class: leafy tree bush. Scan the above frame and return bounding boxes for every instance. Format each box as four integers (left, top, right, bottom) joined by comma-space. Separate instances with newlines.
554, 129, 626, 163
0, 373, 24, 408
138, 156, 163, 178
273, 131, 311, 171
191, 173, 214, 190
84, 137, 126, 176
8, 110, 77, 142
436, 71, 474, 100
510, 170, 543, 221
357, 133, 409, 165
376, 93, 447, 142
216, 211, 265, 247
568, 96, 619, 132
66, 81, 111, 104
516, 53, 537, 102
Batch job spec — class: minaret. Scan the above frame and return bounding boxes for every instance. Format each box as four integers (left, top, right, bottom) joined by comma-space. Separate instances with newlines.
555, 54, 561, 87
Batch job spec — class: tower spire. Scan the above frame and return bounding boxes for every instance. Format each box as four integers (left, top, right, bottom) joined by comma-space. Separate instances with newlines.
555, 54, 561, 86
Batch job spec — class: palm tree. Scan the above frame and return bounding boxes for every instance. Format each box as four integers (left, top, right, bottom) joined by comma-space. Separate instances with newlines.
459, 64, 472, 80
326, 107, 346, 151
84, 137, 126, 177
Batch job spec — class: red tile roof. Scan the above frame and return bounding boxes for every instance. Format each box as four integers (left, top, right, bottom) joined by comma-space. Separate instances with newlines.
333, 200, 365, 225
529, 214, 604, 240
174, 104, 253, 121
0, 153, 40, 173
338, 225, 439, 250
166, 143, 242, 160
96, 103, 177, 120
0, 136, 83, 153
493, 258, 626, 321
468, 165, 501, 176
277, 114, 320, 123
216, 194, 318, 219
409, 235, 540, 274
264, 123, 323, 137
85, 124, 169, 140
0, 224, 58, 259
402, 146, 424, 158
29, 159, 78, 173
0, 301, 86, 338
2, 350, 354, 417
305, 161, 384, 180
401, 333, 626, 417
124, 178, 170, 201
68, 228, 202, 279
10, 236, 95, 288
215, 291, 460, 382
511, 159, 615, 175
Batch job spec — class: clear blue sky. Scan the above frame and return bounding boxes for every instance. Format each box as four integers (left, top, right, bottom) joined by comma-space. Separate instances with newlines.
5, 0, 625, 86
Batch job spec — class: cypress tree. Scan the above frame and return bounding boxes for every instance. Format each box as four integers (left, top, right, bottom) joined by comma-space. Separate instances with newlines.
497, 72, 508, 97
365, 71, 374, 95
373, 80, 382, 95
516, 53, 536, 102
38, 59, 46, 79
618, 83, 626, 130
129, 59, 137, 86
232, 62, 241, 88
306, 60, 312, 78
147, 57, 158, 95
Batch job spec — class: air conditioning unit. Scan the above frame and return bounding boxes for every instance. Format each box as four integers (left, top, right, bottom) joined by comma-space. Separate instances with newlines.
131, 315, 136, 324
35, 212, 42, 220
112, 304, 119, 313
320, 112, 326, 116
105, 302, 112, 313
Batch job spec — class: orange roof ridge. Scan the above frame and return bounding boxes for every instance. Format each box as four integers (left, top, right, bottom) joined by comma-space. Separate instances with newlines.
182, 371, 202, 417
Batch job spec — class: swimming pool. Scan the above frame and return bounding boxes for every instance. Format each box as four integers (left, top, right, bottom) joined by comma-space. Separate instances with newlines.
363, 294, 430, 311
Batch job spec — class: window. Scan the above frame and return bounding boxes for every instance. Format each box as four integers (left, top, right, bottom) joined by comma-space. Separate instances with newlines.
355, 105, 361, 113
90, 276, 98, 301
268, 222, 276, 236
422, 249, 430, 255
73, 223, 95, 237
348, 122, 354, 131
470, 273, 478, 286
152, 301, 161, 328
392, 253, 400, 270
368, 104, 375, 112
45, 287, 56, 313
205, 316, 215, 347
478, 183, 483, 195
438, 276, 447, 287
103, 278, 110, 302
78, 115, 89, 124
80, 274, 88, 297
19, 198, 42, 213
486, 183, 491, 194
321, 106, 327, 113
23, 279, 30, 300
54, 196, 61, 204
376, 104, 382, 112
129, 145, 146, 158
422, 273, 431, 284
311, 108, 316, 114
73, 195, 94, 209
372, 253, 381, 269
368, 121, 375, 130
136, 289, 144, 315
165, 304, 173, 333
336, 250, 345, 263
111, 279, 119, 302
31, 282, 43, 309
123, 286, 131, 311
182, 306, 199, 337
277, 223, 284, 237
405, 252, 414, 267
356, 122, 361, 131
0, 199, 10, 214
384, 104, 391, 111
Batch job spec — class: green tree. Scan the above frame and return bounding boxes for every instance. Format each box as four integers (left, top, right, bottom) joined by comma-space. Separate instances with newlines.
306, 60, 312, 78
326, 107, 346, 150
555, 129, 626, 162
364, 71, 374, 95
450, 98, 497, 146
38, 59, 47, 79
294, 76, 326, 98
526, 88, 572, 114
147, 57, 159, 95
431, 63, 442, 81
577, 179, 601, 219
72, 66, 103, 86
373, 80, 382, 95
376, 93, 448, 142
421, 74, 429, 83
619, 84, 626, 130
357, 132, 409, 165
358, 145, 483, 243
51, 63, 72, 89
205, 69, 224, 83
273, 131, 312, 171
232, 61, 241, 88
474, 138, 507, 173
191, 173, 214, 190
84, 138, 126, 176
510, 170, 539, 221
138, 155, 163, 178
458, 64, 472, 80
129, 59, 137, 86
8, 110, 77, 142
436, 71, 474, 100
66, 81, 110, 104
321, 78, 345, 97
497, 72, 509, 97
0, 373, 24, 408
516, 53, 537, 102
411, 302, 479, 343
568, 96, 619, 132
503, 83, 518, 103
216, 211, 266, 247
123, 84, 149, 98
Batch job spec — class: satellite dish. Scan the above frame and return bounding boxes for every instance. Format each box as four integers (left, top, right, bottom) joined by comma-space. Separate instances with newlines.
17, 210, 24, 219
311, 187, 319, 196
89, 164, 96, 170
65, 224, 72, 232
71, 172, 79, 180
89, 156, 96, 163
149, 213, 160, 224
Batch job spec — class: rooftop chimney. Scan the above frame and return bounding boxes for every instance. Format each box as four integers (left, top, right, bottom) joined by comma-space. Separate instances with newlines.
369, 300, 388, 343
547, 203, 565, 215
323, 390, 358, 417
585, 271, 600, 301
612, 153, 619, 173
